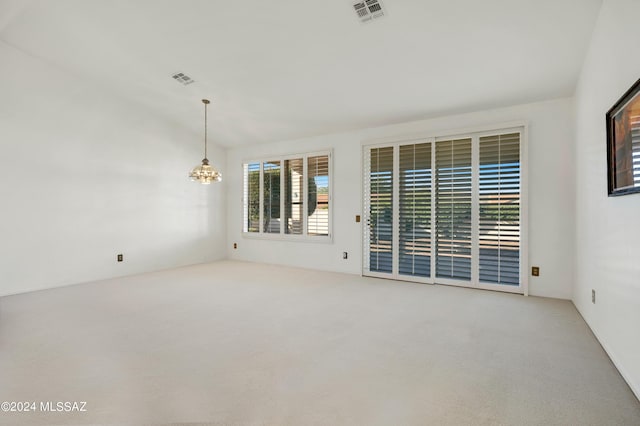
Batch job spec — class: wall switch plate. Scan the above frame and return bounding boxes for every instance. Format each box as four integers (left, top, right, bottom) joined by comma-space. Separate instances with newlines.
343, 252, 348, 259
355, 215, 361, 223
592, 289, 596, 304
117, 254, 123, 262
531, 266, 539, 276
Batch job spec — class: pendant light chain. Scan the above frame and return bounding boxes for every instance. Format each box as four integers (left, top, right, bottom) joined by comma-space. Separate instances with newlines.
204, 99, 208, 160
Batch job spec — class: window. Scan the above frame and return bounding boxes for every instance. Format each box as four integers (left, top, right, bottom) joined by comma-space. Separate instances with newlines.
263, 160, 281, 234
243, 162, 260, 233
364, 128, 524, 293
284, 158, 304, 235
307, 155, 330, 236
243, 152, 331, 239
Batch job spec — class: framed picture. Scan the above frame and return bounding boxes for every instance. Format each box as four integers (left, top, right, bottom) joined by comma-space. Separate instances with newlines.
606, 78, 640, 196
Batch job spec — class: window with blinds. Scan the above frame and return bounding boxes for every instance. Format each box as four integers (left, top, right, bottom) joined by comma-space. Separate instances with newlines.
368, 147, 393, 273
243, 162, 260, 233
308, 155, 330, 236
435, 138, 472, 281
263, 161, 281, 233
399, 143, 432, 277
284, 158, 304, 235
242, 152, 331, 239
479, 133, 520, 285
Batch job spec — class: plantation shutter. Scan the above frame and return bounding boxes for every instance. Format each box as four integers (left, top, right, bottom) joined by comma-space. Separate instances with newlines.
367, 147, 394, 273
435, 138, 472, 281
633, 114, 640, 186
307, 155, 330, 236
398, 143, 432, 277
243, 162, 260, 233
284, 158, 304, 235
263, 161, 281, 233
478, 133, 520, 285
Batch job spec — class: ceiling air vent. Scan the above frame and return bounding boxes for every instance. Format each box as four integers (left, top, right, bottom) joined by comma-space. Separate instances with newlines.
171, 72, 195, 86
352, 0, 385, 23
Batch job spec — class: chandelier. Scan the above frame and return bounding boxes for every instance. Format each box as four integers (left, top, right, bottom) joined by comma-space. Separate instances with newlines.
189, 99, 222, 184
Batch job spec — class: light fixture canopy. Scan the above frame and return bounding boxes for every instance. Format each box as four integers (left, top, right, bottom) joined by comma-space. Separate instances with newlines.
189, 99, 222, 184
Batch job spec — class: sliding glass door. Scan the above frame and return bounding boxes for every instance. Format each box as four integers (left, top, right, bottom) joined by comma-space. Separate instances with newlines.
366, 147, 394, 274
398, 143, 432, 278
363, 128, 525, 293
435, 138, 472, 282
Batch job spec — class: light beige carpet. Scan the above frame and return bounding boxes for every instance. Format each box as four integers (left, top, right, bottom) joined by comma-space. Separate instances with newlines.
0, 260, 638, 425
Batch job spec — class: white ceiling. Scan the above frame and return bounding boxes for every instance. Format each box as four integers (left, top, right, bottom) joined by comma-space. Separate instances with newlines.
0, 0, 602, 147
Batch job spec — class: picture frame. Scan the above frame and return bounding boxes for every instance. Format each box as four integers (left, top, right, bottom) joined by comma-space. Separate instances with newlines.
606, 77, 640, 196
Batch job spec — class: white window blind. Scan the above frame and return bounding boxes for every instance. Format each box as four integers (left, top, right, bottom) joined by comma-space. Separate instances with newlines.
633, 114, 640, 186
367, 146, 394, 273
263, 161, 281, 234
399, 143, 432, 277
479, 133, 520, 285
243, 162, 260, 233
308, 155, 330, 236
284, 158, 304, 235
435, 138, 472, 281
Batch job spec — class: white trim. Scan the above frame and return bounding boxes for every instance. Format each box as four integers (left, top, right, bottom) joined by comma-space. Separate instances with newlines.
241, 149, 333, 164
430, 140, 436, 280
242, 163, 249, 233
521, 126, 530, 296
432, 277, 472, 287
391, 145, 400, 276
471, 135, 480, 287
573, 302, 640, 401
280, 159, 285, 235
477, 281, 524, 295
361, 121, 529, 148
303, 156, 309, 236
259, 161, 264, 234
327, 151, 334, 239
242, 233, 332, 244
393, 274, 433, 285
362, 145, 370, 275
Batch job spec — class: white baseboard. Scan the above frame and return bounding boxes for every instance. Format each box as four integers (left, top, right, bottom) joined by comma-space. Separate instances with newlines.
572, 301, 640, 402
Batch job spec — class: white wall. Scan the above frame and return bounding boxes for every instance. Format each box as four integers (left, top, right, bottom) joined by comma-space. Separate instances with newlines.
573, 0, 640, 399
227, 98, 576, 299
0, 41, 227, 297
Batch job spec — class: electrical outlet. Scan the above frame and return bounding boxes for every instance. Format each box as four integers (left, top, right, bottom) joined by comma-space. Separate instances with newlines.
117, 254, 123, 262
531, 266, 539, 276
233, 243, 237, 249
355, 215, 361, 223
592, 289, 596, 304
343, 252, 348, 259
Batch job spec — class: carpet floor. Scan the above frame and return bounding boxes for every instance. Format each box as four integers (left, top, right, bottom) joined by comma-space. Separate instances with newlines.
0, 260, 639, 425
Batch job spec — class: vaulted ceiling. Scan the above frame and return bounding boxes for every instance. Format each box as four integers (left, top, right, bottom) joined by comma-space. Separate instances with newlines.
0, 0, 602, 147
